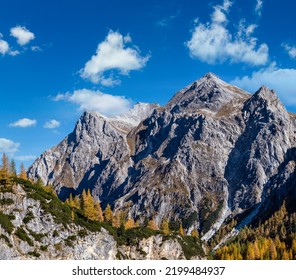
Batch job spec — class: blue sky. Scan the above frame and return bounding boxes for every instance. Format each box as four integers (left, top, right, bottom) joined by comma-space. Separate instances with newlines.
0, 0, 296, 169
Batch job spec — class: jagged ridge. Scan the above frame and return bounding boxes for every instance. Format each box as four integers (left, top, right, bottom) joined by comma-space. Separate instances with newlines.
28, 73, 296, 241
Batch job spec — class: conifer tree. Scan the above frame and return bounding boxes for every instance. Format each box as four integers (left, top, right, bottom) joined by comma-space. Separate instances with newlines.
104, 204, 113, 222
73, 195, 81, 209
161, 219, 170, 235
19, 163, 27, 179
10, 159, 17, 176
246, 243, 255, 260
125, 218, 136, 230
147, 219, 158, 230
253, 240, 260, 260
179, 223, 185, 236
82, 189, 100, 221
191, 229, 199, 239
94, 201, 104, 222
0, 153, 12, 186
113, 210, 124, 228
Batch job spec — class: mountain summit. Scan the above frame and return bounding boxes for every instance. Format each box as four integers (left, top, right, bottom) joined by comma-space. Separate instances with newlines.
28, 73, 296, 240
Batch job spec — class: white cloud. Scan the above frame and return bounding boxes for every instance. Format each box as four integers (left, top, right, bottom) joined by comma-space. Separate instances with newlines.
31, 45, 42, 52
43, 119, 60, 129
157, 10, 181, 27
0, 138, 20, 153
10, 26, 35, 46
9, 50, 21, 56
54, 89, 132, 116
80, 30, 150, 85
9, 118, 37, 128
230, 62, 296, 104
283, 44, 296, 59
255, 0, 263, 16
14, 155, 36, 161
0, 38, 9, 55
186, 0, 269, 65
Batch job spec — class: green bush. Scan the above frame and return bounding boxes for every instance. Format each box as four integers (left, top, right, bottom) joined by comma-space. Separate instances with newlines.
178, 235, 204, 259
65, 235, 77, 247
0, 198, 14, 206
78, 229, 88, 238
15, 227, 34, 246
23, 211, 35, 224
0, 234, 12, 247
40, 245, 48, 251
28, 250, 40, 258
0, 211, 15, 234
27, 229, 47, 242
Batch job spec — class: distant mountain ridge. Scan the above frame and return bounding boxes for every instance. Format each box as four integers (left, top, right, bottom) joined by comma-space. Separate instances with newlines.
28, 73, 296, 241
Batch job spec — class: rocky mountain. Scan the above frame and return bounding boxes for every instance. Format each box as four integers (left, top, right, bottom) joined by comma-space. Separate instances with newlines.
28, 73, 296, 241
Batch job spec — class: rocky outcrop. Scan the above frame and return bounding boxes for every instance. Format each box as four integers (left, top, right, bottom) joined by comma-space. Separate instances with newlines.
28, 73, 296, 240
0, 183, 198, 260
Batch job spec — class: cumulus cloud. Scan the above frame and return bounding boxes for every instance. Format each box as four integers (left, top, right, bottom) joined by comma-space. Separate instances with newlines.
54, 89, 132, 116
14, 155, 36, 161
230, 63, 296, 104
255, 0, 263, 16
0, 33, 9, 55
80, 30, 150, 85
0, 138, 20, 153
43, 119, 60, 129
9, 118, 37, 128
186, 0, 269, 65
10, 26, 35, 46
282, 44, 296, 59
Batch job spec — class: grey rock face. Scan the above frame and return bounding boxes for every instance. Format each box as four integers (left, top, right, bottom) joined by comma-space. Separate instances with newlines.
0, 184, 189, 260
28, 73, 296, 238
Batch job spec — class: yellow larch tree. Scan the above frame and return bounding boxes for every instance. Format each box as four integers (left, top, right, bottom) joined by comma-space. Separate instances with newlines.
161, 219, 170, 235
104, 204, 113, 223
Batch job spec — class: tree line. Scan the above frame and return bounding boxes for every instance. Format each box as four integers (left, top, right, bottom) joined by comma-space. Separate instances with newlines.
65, 190, 199, 239
0, 153, 27, 186
213, 203, 296, 260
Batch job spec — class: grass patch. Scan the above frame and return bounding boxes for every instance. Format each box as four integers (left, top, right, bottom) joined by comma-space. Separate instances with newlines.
112, 226, 159, 246
54, 243, 62, 251
0, 198, 14, 206
78, 229, 88, 238
0, 185, 13, 193
178, 236, 204, 259
65, 235, 77, 247
0, 234, 12, 247
40, 245, 48, 251
0, 211, 15, 234
28, 250, 40, 258
23, 211, 35, 224
15, 227, 34, 246
27, 229, 47, 242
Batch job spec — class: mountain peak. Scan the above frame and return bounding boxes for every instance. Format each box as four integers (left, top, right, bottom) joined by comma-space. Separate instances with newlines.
167, 73, 250, 112
203, 72, 220, 80
111, 102, 159, 127
255, 85, 277, 100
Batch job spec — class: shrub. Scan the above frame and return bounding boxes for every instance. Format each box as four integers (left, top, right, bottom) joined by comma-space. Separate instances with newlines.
23, 211, 35, 224
178, 235, 204, 259
15, 227, 34, 246
0, 198, 14, 206
0, 211, 14, 234
28, 250, 40, 258
0, 234, 12, 247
